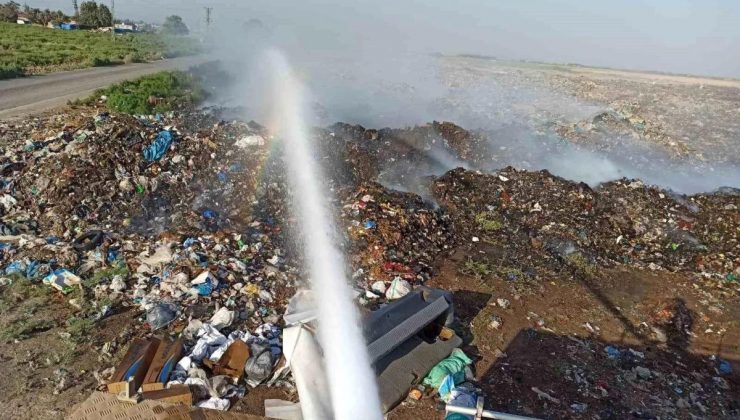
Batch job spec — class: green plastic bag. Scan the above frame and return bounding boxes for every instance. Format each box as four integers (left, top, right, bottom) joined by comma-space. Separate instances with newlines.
422, 348, 472, 389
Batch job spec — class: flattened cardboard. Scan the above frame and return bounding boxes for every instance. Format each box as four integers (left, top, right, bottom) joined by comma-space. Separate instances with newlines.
203, 340, 250, 380
107, 337, 161, 395
143, 337, 184, 391
141, 385, 192, 406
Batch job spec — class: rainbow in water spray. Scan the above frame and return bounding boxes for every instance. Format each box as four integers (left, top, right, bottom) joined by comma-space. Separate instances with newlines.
265, 49, 383, 420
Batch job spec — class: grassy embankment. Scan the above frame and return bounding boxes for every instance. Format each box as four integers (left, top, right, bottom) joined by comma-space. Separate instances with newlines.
76, 71, 205, 115
0, 22, 199, 79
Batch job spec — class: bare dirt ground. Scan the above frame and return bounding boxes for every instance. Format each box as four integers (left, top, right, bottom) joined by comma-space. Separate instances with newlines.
0, 282, 140, 418
420, 257, 739, 418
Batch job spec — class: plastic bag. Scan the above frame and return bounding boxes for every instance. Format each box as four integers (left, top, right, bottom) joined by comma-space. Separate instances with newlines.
422, 348, 472, 389
143, 131, 173, 161
385, 277, 411, 300
146, 302, 178, 330
245, 343, 274, 386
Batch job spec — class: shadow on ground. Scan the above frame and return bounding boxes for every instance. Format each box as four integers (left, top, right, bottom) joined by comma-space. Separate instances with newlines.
452, 290, 739, 419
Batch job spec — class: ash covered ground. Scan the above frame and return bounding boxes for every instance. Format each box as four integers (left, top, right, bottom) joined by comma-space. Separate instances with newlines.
0, 56, 738, 419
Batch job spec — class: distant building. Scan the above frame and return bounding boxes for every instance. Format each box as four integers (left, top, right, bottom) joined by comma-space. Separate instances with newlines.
114, 23, 137, 33
16, 17, 31, 25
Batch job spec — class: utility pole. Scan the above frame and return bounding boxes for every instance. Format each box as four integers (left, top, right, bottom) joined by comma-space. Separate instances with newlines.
110, 0, 115, 40
204, 7, 212, 32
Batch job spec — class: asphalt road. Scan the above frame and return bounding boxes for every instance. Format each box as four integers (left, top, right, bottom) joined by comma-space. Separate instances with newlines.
0, 56, 209, 121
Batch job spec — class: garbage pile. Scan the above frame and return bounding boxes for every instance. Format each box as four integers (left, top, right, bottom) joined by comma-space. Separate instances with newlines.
314, 121, 737, 298
2, 107, 735, 333
4, 110, 274, 238
430, 167, 738, 288
0, 105, 737, 417
339, 183, 454, 304
321, 121, 490, 195
0, 108, 299, 396
101, 316, 282, 410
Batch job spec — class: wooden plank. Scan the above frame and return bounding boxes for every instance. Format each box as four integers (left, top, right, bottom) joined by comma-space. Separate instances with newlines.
141, 385, 192, 406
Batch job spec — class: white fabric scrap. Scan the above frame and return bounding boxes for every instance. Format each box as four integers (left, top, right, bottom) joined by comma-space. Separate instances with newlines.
210, 307, 235, 330
137, 244, 174, 274
283, 290, 317, 326
0, 194, 17, 211
386, 277, 411, 300
282, 325, 332, 420
209, 329, 253, 362
189, 324, 227, 362
191, 271, 217, 286
197, 397, 230, 411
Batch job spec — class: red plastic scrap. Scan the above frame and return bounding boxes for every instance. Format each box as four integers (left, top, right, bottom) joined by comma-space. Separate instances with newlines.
383, 261, 412, 275
677, 219, 693, 230
500, 190, 511, 205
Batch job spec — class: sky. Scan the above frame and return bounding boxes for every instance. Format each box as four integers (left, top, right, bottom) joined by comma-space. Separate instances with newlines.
29, 0, 740, 77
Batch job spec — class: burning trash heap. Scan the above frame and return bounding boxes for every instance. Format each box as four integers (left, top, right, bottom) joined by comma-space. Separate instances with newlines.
0, 106, 737, 417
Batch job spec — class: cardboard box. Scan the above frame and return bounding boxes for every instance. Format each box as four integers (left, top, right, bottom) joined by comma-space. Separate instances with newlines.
203, 340, 250, 380
142, 337, 183, 391
107, 337, 161, 395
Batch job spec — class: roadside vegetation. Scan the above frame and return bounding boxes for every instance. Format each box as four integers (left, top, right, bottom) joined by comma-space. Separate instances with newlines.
0, 22, 199, 79
77, 71, 205, 114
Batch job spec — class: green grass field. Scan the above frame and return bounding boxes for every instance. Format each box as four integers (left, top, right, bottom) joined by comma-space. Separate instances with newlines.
0, 22, 200, 79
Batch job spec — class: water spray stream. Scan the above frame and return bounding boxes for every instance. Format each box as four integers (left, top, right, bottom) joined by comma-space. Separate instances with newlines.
266, 49, 383, 420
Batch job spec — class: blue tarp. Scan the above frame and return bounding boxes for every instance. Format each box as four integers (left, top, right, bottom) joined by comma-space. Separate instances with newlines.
143, 131, 173, 161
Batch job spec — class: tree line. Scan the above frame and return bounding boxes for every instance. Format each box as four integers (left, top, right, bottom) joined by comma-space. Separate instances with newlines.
0, 1, 189, 36
0, 1, 112, 28
0, 2, 68, 25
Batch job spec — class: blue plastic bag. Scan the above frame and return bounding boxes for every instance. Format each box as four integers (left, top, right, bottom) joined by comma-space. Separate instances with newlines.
143, 131, 173, 161
439, 374, 456, 401
719, 359, 732, 375
5, 260, 26, 275
605, 345, 621, 359
25, 260, 42, 280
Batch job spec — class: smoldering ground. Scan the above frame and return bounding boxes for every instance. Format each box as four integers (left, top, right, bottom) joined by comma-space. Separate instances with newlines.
190, 3, 739, 196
